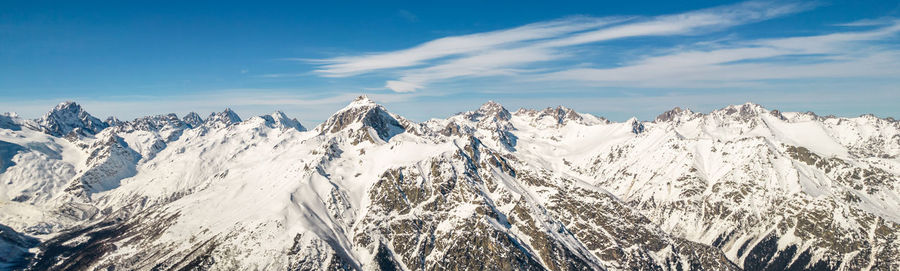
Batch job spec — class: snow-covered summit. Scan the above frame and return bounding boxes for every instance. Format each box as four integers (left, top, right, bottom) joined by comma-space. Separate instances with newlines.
260, 111, 306, 131
345, 94, 376, 108
710, 102, 786, 122
655, 107, 701, 123
515, 105, 608, 127
182, 112, 204, 128
35, 101, 108, 137
469, 100, 511, 122
123, 113, 188, 132
629, 117, 645, 134
204, 108, 242, 127
317, 96, 406, 143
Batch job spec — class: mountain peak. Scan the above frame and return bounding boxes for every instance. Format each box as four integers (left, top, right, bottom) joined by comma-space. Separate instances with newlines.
204, 108, 242, 126
629, 117, 645, 134
182, 112, 204, 128
105, 116, 123, 127
318, 97, 404, 142
53, 101, 80, 111
123, 113, 188, 132
37, 101, 108, 137
714, 102, 787, 121
655, 107, 701, 123
347, 95, 377, 108
542, 106, 581, 123
472, 101, 511, 122
261, 111, 306, 131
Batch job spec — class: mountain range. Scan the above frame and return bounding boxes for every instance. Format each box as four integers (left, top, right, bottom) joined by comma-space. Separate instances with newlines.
0, 96, 897, 270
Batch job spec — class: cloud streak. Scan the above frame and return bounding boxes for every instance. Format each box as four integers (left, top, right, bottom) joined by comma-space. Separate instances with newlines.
309, 1, 819, 92
541, 20, 900, 87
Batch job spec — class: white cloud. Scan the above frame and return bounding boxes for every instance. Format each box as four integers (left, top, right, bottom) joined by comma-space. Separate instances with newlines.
312, 16, 623, 77
540, 20, 900, 88
385, 80, 422, 92
309, 1, 814, 92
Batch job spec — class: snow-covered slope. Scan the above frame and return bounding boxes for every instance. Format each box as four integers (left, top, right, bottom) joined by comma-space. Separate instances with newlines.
0, 99, 896, 270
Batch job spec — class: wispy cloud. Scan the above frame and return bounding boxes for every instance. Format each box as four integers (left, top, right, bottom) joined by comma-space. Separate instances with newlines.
541, 20, 900, 87
308, 1, 818, 92
310, 16, 624, 78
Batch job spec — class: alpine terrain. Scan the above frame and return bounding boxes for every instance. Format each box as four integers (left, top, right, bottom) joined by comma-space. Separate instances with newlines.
0, 97, 897, 271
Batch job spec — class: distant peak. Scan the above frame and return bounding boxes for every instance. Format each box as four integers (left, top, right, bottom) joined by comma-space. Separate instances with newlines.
722, 102, 764, 112
473, 100, 511, 122
630, 117, 645, 134
54, 101, 79, 109
479, 100, 504, 110
205, 108, 242, 126
319, 97, 404, 142
37, 101, 107, 137
261, 111, 306, 131
182, 112, 204, 128
715, 102, 788, 121
542, 105, 576, 115
270, 110, 288, 118
105, 116, 123, 126
655, 107, 700, 123
342, 95, 378, 110
49, 101, 85, 115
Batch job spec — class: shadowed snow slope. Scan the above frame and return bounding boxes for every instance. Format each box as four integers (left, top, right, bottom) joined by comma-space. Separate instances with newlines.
0, 98, 897, 270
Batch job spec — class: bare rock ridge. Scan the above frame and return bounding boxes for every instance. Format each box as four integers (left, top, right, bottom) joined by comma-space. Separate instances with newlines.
34, 102, 108, 137
0, 97, 897, 270
317, 95, 406, 143
182, 112, 204, 128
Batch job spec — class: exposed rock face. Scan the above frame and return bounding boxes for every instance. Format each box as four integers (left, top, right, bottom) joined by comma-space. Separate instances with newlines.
516, 106, 607, 127
317, 96, 406, 143
63, 132, 140, 201
469, 100, 512, 123
655, 107, 702, 123
261, 111, 306, 131
0, 98, 897, 270
182, 112, 204, 128
204, 108, 242, 127
35, 102, 108, 137
630, 118, 644, 134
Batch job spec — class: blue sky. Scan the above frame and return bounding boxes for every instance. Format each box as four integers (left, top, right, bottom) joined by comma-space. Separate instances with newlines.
2, 0, 899, 123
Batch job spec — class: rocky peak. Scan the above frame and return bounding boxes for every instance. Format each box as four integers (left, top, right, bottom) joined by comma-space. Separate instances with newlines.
655, 107, 701, 123
261, 111, 306, 131
318, 96, 405, 142
37, 101, 108, 137
205, 108, 242, 127
105, 116, 123, 127
349, 95, 376, 106
182, 112, 204, 128
125, 114, 188, 132
630, 117, 645, 134
470, 101, 511, 122
541, 106, 583, 124
709, 102, 790, 123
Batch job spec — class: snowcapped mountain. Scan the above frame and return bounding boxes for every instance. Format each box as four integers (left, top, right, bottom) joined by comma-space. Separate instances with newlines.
32, 102, 109, 138
0, 98, 897, 270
